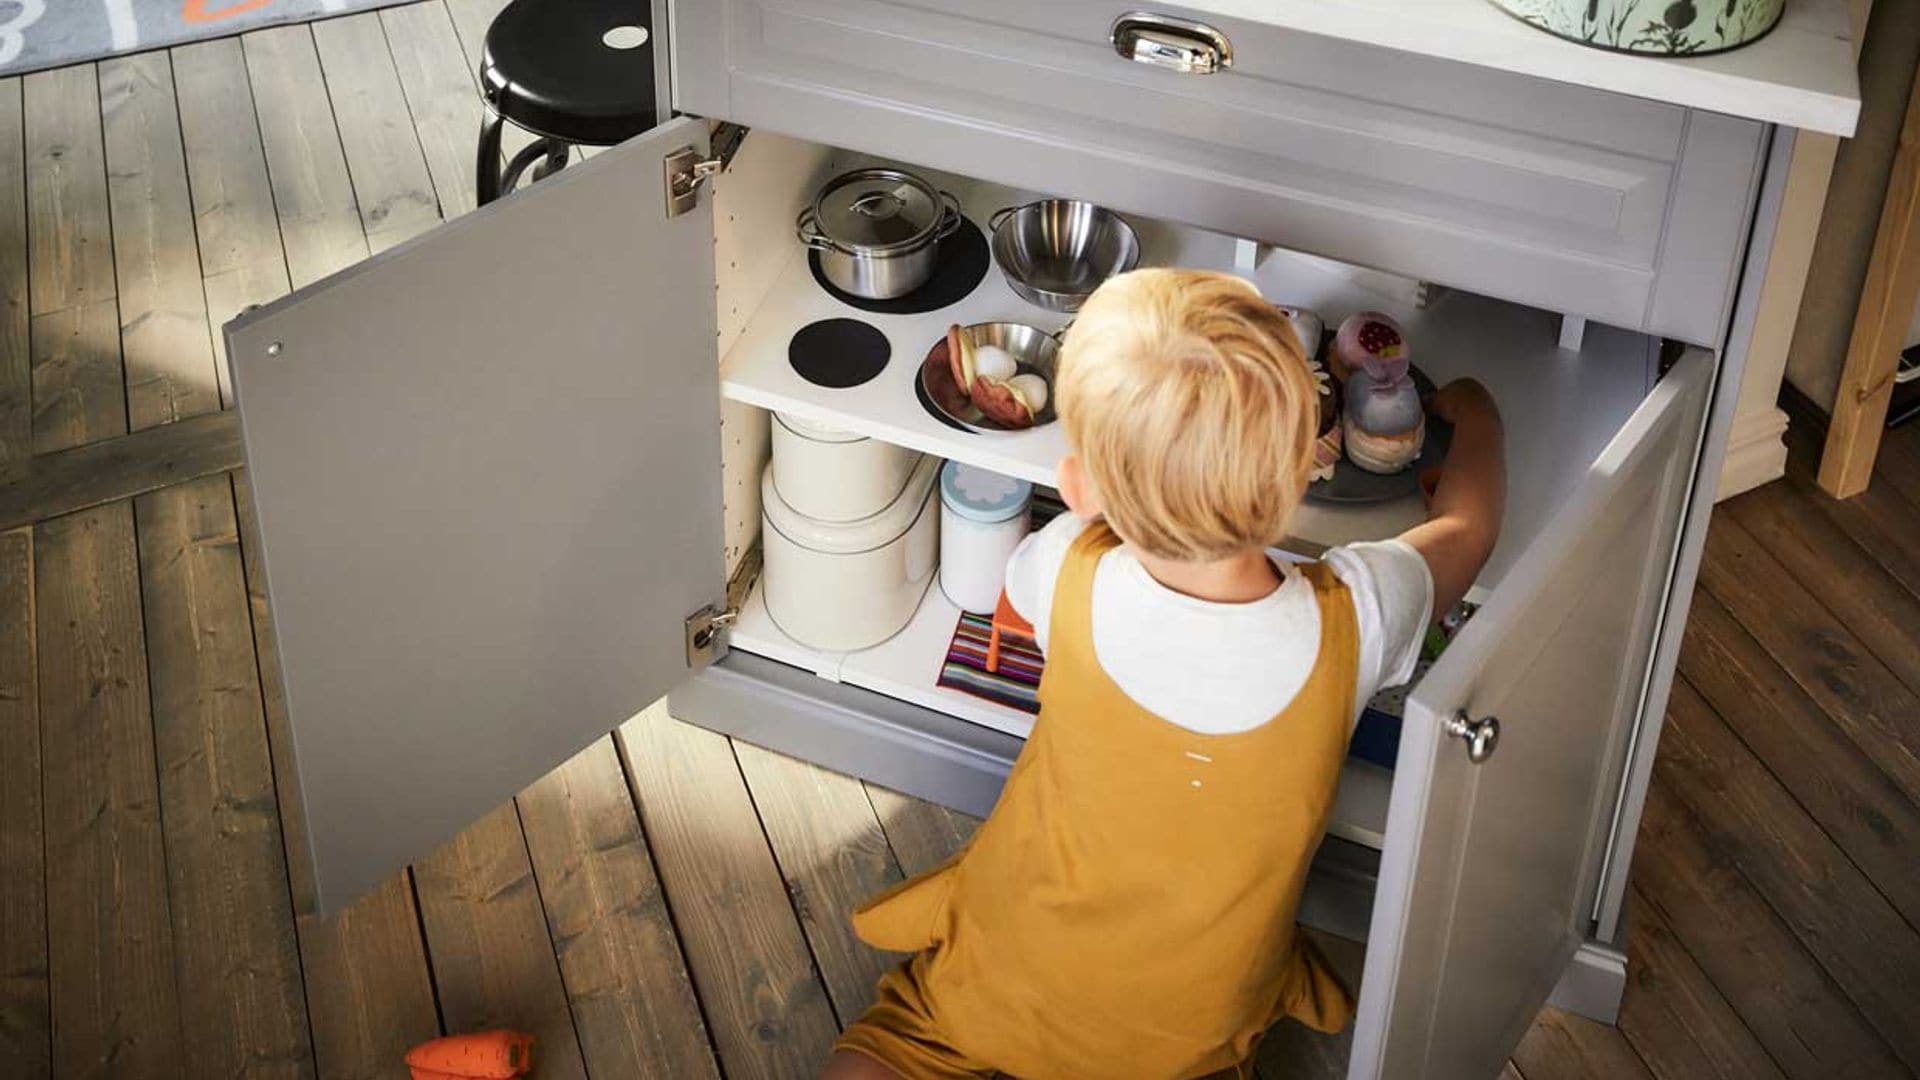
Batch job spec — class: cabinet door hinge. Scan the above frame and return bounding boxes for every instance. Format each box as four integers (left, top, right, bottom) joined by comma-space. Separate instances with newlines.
1656, 337, 1686, 378
663, 122, 749, 218
684, 604, 739, 667
685, 545, 764, 667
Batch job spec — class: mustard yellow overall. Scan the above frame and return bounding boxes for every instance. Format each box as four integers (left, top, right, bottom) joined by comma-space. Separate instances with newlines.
838, 524, 1358, 1079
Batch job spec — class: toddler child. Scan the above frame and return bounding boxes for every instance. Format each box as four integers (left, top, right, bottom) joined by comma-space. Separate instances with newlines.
826, 269, 1505, 1079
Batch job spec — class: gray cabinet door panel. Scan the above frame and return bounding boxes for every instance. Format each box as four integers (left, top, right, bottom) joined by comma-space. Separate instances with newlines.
674, 0, 1763, 346
226, 117, 724, 912
1349, 351, 1714, 1078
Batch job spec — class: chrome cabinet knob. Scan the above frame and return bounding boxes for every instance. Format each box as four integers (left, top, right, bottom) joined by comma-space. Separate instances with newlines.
1110, 12, 1233, 75
1445, 711, 1500, 764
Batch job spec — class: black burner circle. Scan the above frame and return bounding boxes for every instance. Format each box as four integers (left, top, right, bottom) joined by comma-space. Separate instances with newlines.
809, 216, 991, 315
788, 318, 890, 389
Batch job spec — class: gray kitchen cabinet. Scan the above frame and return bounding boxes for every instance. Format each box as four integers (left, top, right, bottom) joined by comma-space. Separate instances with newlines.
225, 5, 1841, 1076
674, 0, 1767, 348
226, 118, 728, 911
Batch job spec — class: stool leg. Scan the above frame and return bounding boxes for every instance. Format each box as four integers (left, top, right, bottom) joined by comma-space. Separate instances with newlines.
500, 138, 565, 197
532, 140, 570, 182
476, 107, 505, 206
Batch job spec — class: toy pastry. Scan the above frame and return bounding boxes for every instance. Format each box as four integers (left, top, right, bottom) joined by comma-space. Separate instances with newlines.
1307, 351, 1342, 483
1276, 305, 1324, 360
1332, 311, 1406, 383
1341, 335, 1426, 475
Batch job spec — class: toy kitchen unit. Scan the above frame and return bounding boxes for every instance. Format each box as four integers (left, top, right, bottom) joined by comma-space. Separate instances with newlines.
221, 3, 1860, 1077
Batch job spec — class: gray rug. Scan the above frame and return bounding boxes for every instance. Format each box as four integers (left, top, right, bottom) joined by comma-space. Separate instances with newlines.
0, 0, 412, 76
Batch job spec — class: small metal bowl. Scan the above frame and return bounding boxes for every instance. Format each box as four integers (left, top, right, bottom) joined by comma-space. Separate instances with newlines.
989, 200, 1141, 312
918, 322, 1060, 434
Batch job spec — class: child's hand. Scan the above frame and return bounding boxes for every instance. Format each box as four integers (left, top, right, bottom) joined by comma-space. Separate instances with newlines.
1429, 378, 1498, 428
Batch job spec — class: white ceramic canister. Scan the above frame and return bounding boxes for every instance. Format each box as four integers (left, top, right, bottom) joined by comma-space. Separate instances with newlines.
1488, 0, 1781, 55
938, 461, 1032, 614
761, 455, 941, 651
770, 412, 922, 523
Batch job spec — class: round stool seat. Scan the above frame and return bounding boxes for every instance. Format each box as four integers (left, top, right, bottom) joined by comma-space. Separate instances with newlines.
480, 0, 658, 146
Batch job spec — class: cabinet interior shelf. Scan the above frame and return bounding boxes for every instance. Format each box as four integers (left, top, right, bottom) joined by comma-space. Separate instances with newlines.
729, 575, 1394, 849
718, 172, 1663, 599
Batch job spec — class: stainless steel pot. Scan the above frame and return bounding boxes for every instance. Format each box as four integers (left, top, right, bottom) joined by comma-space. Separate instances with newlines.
797, 168, 962, 300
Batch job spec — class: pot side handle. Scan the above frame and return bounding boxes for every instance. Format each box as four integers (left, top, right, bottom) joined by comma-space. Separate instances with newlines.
795, 206, 839, 252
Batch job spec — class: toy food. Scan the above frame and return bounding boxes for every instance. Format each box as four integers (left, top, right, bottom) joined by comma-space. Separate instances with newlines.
1308, 352, 1343, 483
1342, 348, 1426, 474
1333, 311, 1406, 383
405, 1030, 534, 1080
946, 324, 974, 390
1277, 305, 1324, 359
947, 323, 1046, 429
974, 343, 1019, 382
972, 373, 1040, 427
1007, 373, 1049, 414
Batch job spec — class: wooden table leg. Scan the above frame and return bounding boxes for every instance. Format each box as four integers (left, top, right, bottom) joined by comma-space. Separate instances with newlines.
1821, 63, 1920, 497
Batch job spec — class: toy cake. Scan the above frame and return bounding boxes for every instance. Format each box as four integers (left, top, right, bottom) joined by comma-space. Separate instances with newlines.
1307, 351, 1342, 483
1336, 312, 1425, 474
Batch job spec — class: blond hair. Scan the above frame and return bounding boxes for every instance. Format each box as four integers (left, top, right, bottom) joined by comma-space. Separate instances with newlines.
1056, 269, 1317, 562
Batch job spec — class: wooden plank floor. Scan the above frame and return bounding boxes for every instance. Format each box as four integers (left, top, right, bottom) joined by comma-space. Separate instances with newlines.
1, 8, 1918, 1077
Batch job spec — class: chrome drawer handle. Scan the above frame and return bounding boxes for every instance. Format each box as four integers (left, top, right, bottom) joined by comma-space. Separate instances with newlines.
1111, 12, 1233, 74
1445, 711, 1501, 764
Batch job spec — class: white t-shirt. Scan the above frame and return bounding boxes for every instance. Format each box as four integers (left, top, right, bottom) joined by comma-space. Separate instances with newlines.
1002, 514, 1434, 734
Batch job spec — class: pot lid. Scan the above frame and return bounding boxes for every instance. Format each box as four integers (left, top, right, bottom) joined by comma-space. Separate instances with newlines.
762, 454, 937, 554
814, 169, 943, 252
940, 461, 1032, 524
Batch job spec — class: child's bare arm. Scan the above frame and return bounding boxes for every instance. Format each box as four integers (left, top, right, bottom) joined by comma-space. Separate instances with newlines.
1398, 379, 1505, 618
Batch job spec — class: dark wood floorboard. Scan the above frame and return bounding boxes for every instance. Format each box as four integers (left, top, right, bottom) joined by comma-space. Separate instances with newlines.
1615, 884, 1783, 1080
3, 14, 1920, 1078
1631, 781, 1908, 1079
35, 504, 185, 1080
515, 737, 721, 1080
1697, 510, 1920, 807
0, 77, 30, 467
1654, 681, 1920, 1069
618, 707, 842, 1080
735, 742, 907, 1025
137, 474, 313, 1080
0, 528, 47, 1077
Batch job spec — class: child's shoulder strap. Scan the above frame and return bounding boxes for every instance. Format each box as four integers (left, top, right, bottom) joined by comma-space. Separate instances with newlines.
1300, 559, 1361, 687
1047, 521, 1124, 650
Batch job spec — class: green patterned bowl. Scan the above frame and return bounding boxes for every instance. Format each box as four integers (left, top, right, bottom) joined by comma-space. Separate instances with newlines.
1489, 0, 1784, 55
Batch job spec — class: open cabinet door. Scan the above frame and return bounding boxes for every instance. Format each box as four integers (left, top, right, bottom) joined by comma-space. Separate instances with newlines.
1348, 350, 1714, 1079
226, 118, 723, 913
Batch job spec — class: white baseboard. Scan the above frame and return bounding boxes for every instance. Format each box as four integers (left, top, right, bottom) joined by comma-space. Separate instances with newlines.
1718, 405, 1790, 501
1550, 941, 1629, 1025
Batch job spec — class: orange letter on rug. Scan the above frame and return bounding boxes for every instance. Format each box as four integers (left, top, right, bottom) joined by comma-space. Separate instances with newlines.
183, 0, 275, 23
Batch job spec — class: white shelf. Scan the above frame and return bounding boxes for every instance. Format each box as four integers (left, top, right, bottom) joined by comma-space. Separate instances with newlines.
1186, 0, 1859, 136
719, 188, 1074, 489
732, 573, 1039, 739
720, 175, 1660, 599
730, 576, 1391, 848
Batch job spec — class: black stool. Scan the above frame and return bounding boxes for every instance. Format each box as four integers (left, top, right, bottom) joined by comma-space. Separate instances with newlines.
476, 0, 661, 205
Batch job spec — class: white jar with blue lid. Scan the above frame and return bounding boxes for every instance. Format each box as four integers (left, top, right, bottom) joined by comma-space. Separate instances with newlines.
939, 461, 1033, 614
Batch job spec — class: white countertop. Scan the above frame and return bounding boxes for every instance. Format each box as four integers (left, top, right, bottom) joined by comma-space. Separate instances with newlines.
1184, 0, 1860, 135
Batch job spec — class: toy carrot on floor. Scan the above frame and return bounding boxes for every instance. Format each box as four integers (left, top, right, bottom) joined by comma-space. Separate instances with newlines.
405, 1030, 533, 1080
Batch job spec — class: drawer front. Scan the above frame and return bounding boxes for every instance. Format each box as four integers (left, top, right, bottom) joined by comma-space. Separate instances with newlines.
674, 0, 1766, 346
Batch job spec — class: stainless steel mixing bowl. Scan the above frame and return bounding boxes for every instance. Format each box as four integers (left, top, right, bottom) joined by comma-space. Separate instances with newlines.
989, 199, 1141, 312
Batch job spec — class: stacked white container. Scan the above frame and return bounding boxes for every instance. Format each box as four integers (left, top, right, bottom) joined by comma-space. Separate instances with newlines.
770, 413, 920, 521
761, 413, 938, 651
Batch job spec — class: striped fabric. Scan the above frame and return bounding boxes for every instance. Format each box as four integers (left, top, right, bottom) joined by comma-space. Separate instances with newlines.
938, 611, 1044, 715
